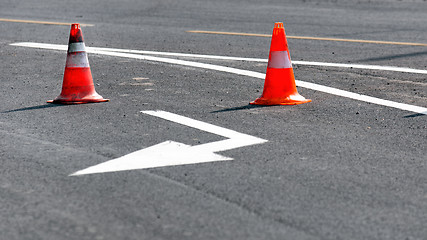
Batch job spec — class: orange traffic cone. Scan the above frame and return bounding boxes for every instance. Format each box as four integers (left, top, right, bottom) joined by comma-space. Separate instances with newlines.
251, 22, 311, 105
48, 23, 109, 104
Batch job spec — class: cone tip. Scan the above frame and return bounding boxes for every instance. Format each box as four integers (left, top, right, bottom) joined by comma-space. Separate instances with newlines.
71, 23, 81, 29
274, 22, 284, 29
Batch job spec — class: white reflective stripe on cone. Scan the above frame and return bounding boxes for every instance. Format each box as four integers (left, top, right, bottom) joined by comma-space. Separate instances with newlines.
65, 52, 90, 68
68, 42, 86, 53
267, 51, 292, 69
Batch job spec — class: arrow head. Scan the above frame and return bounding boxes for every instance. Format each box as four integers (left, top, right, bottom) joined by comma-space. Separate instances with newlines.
70, 141, 232, 176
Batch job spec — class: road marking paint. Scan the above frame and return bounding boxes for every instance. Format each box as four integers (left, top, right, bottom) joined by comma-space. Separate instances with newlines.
88, 46, 427, 74
11, 42, 427, 115
89, 46, 265, 62
295, 81, 427, 115
187, 30, 427, 47
142, 110, 267, 152
89, 47, 427, 74
70, 110, 268, 175
11, 42, 427, 75
0, 18, 94, 26
292, 61, 427, 75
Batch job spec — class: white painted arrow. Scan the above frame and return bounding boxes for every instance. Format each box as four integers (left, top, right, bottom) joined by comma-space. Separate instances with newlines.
70, 110, 268, 176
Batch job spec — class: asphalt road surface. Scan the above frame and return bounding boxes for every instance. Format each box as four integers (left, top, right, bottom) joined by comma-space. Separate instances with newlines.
1, 0, 426, 239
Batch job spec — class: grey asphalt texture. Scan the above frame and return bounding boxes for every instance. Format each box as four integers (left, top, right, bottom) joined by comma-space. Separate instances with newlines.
1, 0, 426, 239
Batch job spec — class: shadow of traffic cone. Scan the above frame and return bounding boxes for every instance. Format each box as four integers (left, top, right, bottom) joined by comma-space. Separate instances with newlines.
48, 23, 109, 104
251, 22, 311, 105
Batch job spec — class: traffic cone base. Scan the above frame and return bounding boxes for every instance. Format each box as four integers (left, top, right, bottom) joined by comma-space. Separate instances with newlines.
251, 68, 311, 105
47, 98, 109, 104
250, 96, 311, 105
48, 23, 108, 104
47, 95, 109, 104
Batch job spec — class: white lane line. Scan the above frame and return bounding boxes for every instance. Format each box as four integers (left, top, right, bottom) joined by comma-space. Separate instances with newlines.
80, 46, 427, 75
11, 42, 427, 115
90, 47, 427, 75
292, 61, 427, 75
10, 42, 265, 77
91, 46, 427, 74
70, 110, 267, 175
11, 42, 427, 75
296, 81, 427, 114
